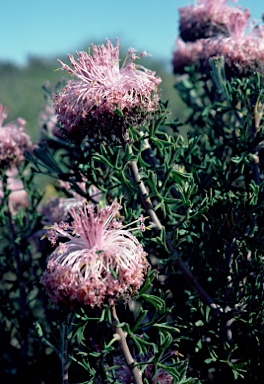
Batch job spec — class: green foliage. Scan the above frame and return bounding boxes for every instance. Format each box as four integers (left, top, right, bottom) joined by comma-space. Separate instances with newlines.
1, 31, 264, 384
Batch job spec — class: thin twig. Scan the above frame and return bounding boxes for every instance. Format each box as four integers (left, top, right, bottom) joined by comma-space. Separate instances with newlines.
175, 257, 225, 316
61, 321, 69, 384
129, 145, 162, 231
251, 100, 261, 187
61, 313, 74, 384
112, 306, 143, 384
142, 142, 180, 199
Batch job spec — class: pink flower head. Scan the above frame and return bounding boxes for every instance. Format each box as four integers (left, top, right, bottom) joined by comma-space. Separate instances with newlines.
53, 38, 161, 142
0, 104, 33, 169
0, 167, 29, 215
39, 103, 63, 139
178, 0, 247, 42
41, 201, 149, 309
172, 38, 205, 73
40, 196, 84, 225
173, 2, 264, 77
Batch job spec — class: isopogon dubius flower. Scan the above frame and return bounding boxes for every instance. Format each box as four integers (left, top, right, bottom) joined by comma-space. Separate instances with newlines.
41, 201, 149, 309
53, 38, 161, 143
173, 1, 264, 77
0, 104, 33, 169
0, 167, 29, 215
40, 196, 84, 225
178, 0, 249, 42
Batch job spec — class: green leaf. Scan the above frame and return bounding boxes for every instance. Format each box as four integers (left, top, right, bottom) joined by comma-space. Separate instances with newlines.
171, 169, 193, 184
140, 294, 166, 310
138, 269, 157, 295
113, 105, 124, 118
153, 323, 180, 333
131, 308, 148, 332
128, 333, 155, 354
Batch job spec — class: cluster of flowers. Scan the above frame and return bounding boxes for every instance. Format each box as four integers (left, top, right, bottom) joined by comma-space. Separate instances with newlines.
173, 0, 264, 77
0, 104, 33, 169
0, 104, 33, 214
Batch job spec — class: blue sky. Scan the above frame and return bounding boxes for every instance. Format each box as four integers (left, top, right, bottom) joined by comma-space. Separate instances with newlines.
0, 0, 262, 67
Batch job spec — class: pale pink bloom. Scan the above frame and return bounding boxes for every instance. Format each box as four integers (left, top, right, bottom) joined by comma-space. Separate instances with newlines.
40, 179, 102, 225
59, 179, 86, 200
59, 178, 102, 203
40, 176, 86, 226
0, 167, 29, 215
88, 184, 103, 203
40, 196, 84, 225
8, 189, 29, 216
178, 0, 247, 42
39, 104, 62, 139
0, 104, 33, 168
41, 201, 148, 308
53, 38, 161, 142
172, 38, 205, 73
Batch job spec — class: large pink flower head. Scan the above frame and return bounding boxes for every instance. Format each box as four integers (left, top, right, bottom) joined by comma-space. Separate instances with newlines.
0, 104, 33, 169
53, 38, 161, 143
178, 0, 247, 42
41, 201, 149, 309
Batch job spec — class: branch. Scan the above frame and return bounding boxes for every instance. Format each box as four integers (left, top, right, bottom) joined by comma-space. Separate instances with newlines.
61, 321, 69, 384
141, 140, 180, 199
61, 313, 74, 384
129, 144, 162, 232
112, 306, 143, 384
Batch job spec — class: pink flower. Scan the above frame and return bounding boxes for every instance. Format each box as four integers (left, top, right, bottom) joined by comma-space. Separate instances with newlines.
172, 38, 205, 73
41, 201, 149, 309
0, 167, 29, 215
58, 178, 102, 203
40, 196, 84, 225
53, 38, 161, 142
178, 0, 247, 42
0, 104, 33, 168
40, 178, 102, 227
39, 103, 62, 139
